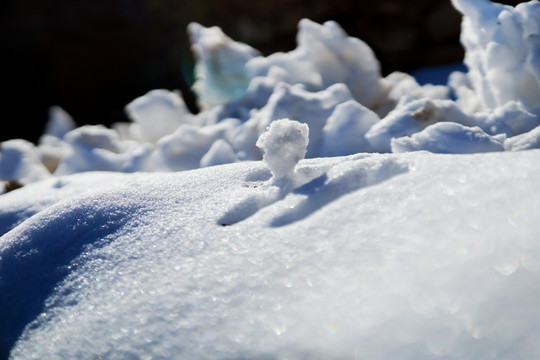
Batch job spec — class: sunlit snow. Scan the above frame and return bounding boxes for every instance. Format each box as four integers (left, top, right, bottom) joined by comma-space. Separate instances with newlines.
1, 0, 540, 359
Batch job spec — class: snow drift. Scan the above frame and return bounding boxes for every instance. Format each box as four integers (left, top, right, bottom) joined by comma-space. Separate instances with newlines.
2, 150, 540, 359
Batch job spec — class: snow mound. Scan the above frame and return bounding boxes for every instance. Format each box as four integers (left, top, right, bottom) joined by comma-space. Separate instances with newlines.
1, 150, 540, 359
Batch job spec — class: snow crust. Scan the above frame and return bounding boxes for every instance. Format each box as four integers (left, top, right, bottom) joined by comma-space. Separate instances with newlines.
1, 0, 540, 358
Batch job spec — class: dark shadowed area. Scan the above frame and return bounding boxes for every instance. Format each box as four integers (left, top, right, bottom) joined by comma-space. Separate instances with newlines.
0, 0, 528, 143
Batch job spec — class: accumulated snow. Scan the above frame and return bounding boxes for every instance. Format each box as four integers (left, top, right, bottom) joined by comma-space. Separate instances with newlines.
391, 122, 506, 154
1, 0, 538, 182
124, 89, 195, 143
188, 22, 261, 108
451, 0, 540, 112
1, 150, 540, 360
1, 0, 540, 358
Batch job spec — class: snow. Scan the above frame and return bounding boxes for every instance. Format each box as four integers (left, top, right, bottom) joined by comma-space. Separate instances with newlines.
2, 150, 540, 359
1, 0, 540, 358
188, 22, 261, 108
124, 89, 195, 143
1, 0, 537, 180
390, 122, 506, 154
450, 0, 540, 112
255, 119, 309, 180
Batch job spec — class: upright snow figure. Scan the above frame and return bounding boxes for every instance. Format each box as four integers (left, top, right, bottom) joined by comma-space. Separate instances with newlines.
188, 23, 261, 109
451, 0, 540, 112
256, 119, 309, 180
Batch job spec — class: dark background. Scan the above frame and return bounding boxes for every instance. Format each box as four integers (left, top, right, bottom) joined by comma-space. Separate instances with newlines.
1, 0, 527, 143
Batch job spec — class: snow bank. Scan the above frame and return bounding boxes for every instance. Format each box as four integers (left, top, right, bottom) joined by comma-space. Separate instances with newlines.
1, 0, 539, 186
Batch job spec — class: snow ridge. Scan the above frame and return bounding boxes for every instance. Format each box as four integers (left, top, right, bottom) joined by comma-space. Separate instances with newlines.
1, 0, 539, 188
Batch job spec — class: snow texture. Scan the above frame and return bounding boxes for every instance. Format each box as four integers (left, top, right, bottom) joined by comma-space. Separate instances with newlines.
1, 0, 540, 358
256, 118, 309, 180
1, 150, 540, 360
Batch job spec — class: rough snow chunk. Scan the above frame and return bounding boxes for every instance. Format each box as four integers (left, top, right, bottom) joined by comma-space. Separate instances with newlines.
246, 19, 386, 109
200, 139, 238, 168
366, 98, 477, 153
256, 119, 309, 180
54, 125, 152, 175
474, 101, 539, 136
391, 122, 505, 154
0, 140, 51, 186
505, 124, 540, 150
42, 106, 77, 139
188, 22, 261, 108
149, 119, 239, 172
37, 107, 77, 173
125, 89, 193, 143
238, 83, 354, 159
376, 71, 450, 117
321, 100, 379, 156
452, 0, 540, 111
204, 73, 286, 126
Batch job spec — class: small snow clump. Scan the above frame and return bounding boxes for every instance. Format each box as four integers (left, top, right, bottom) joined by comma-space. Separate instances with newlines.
256, 119, 309, 180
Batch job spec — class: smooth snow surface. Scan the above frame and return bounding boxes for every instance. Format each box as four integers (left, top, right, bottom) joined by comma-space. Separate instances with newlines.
1, 150, 540, 359
1, 0, 540, 358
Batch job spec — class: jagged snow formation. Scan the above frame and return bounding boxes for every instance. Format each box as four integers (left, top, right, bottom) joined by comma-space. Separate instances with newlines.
0, 140, 51, 185
451, 0, 540, 113
2, 0, 539, 186
124, 89, 196, 143
391, 122, 506, 154
188, 22, 261, 109
246, 19, 387, 109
